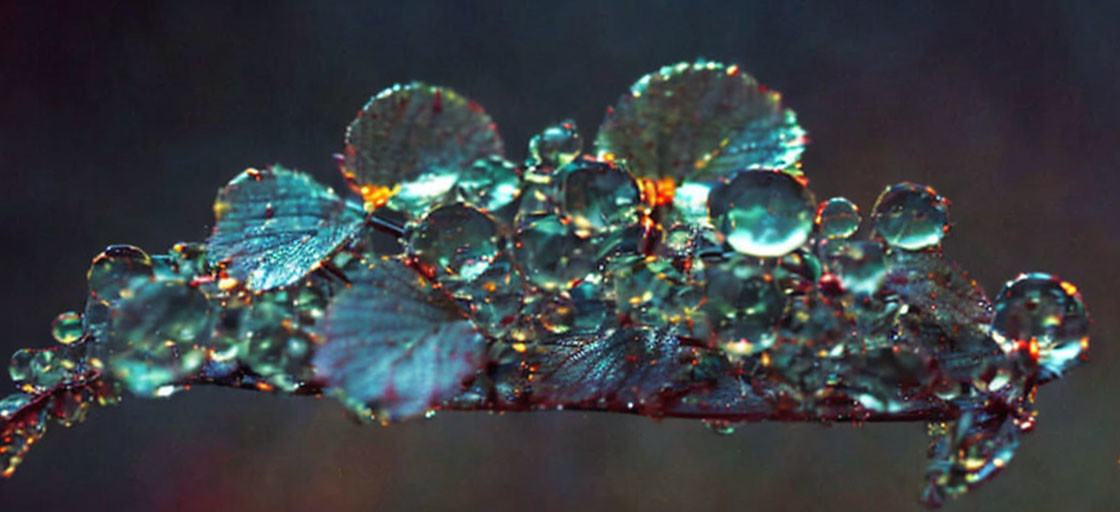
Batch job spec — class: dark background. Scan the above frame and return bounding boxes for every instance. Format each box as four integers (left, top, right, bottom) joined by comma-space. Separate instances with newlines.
1, 1, 1117, 510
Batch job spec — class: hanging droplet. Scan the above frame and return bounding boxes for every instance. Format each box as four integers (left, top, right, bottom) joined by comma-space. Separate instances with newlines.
560, 160, 642, 235
708, 170, 815, 257
870, 183, 949, 251
456, 156, 521, 213
0, 392, 33, 420
512, 214, 594, 291
816, 197, 860, 239
87, 245, 153, 303
50, 312, 83, 345
409, 203, 501, 283
529, 120, 582, 168
990, 273, 1089, 379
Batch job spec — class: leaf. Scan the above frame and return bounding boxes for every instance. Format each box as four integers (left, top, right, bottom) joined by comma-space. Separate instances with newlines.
313, 258, 487, 420
343, 82, 505, 217
529, 327, 683, 408
596, 60, 806, 181
208, 166, 363, 291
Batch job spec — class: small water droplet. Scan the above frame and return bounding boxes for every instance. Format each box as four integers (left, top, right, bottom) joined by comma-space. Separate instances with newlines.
870, 183, 949, 250
529, 120, 582, 168
87, 245, 153, 303
512, 214, 594, 291
816, 197, 860, 239
50, 311, 83, 345
708, 170, 815, 257
991, 273, 1089, 379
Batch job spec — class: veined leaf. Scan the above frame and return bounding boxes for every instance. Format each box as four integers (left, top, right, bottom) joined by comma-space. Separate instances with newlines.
596, 60, 806, 181
343, 82, 505, 217
209, 166, 363, 291
314, 258, 487, 420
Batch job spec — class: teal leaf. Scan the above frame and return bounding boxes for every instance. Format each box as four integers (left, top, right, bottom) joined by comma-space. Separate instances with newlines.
209, 166, 363, 291
314, 258, 487, 420
342, 83, 505, 217
596, 60, 807, 181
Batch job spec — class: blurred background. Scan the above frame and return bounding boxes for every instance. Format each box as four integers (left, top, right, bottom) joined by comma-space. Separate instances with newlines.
1, 1, 1117, 510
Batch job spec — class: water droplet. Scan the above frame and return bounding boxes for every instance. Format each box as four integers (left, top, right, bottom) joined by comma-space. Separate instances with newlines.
816, 197, 860, 239
819, 240, 888, 297
692, 256, 787, 354
708, 170, 815, 257
529, 120, 582, 168
991, 273, 1089, 379
409, 203, 500, 283
50, 312, 83, 345
87, 245, 153, 303
703, 419, 739, 435
609, 255, 697, 326
0, 392, 33, 420
456, 156, 521, 213
513, 215, 594, 292
8, 349, 33, 384
870, 183, 949, 251
560, 160, 641, 234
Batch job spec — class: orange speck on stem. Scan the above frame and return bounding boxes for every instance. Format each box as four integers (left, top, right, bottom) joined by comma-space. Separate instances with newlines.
359, 185, 397, 212
638, 177, 676, 207
1059, 281, 1078, 296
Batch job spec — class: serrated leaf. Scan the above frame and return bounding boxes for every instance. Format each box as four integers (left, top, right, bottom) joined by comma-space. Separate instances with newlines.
529, 327, 682, 407
209, 166, 363, 291
596, 60, 806, 181
314, 258, 487, 420
342, 82, 505, 217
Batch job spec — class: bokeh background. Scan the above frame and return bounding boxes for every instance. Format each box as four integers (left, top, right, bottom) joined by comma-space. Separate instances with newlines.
1, 1, 1117, 510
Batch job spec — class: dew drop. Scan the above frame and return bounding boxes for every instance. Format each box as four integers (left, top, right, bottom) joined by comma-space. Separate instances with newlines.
529, 120, 582, 168
708, 170, 815, 257
8, 349, 33, 384
50, 311, 83, 345
991, 273, 1089, 379
870, 183, 949, 251
512, 214, 594, 291
456, 156, 521, 213
87, 245, 154, 303
560, 160, 642, 234
816, 197, 860, 239
409, 203, 500, 283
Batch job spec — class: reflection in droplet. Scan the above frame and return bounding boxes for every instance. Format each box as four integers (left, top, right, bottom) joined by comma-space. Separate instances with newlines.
50, 312, 83, 345
87, 245, 153, 303
816, 197, 860, 239
529, 120, 582, 168
409, 203, 500, 282
561, 160, 642, 235
870, 183, 949, 251
991, 273, 1089, 379
708, 170, 815, 257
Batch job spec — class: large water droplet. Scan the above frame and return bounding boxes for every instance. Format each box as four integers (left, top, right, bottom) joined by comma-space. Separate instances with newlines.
50, 312, 83, 345
87, 245, 153, 303
561, 160, 641, 235
409, 203, 500, 283
529, 120, 582, 168
816, 197, 860, 239
456, 156, 521, 213
692, 256, 787, 354
708, 170, 815, 257
870, 183, 949, 251
512, 215, 594, 291
991, 273, 1089, 379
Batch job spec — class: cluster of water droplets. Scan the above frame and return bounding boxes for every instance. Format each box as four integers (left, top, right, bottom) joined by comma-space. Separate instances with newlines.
0, 60, 1090, 507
